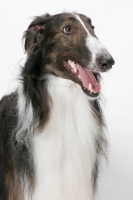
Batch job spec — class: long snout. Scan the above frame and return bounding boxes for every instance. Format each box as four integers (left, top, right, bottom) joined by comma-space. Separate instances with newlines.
86, 35, 115, 72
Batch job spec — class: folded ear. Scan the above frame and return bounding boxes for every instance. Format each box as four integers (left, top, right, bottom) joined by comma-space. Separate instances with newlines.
23, 14, 50, 55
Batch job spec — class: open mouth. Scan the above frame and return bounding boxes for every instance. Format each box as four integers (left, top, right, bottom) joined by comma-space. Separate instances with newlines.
64, 60, 101, 97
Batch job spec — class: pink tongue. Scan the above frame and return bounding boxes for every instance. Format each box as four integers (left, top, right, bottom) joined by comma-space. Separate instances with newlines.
76, 64, 101, 93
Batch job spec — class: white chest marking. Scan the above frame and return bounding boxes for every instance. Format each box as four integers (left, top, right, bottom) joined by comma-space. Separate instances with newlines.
32, 76, 99, 200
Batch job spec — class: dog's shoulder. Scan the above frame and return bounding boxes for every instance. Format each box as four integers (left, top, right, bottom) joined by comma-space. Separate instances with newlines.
0, 92, 18, 140
0, 92, 17, 118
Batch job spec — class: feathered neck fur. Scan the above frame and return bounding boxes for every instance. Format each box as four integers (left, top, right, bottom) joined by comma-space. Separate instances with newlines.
27, 75, 105, 200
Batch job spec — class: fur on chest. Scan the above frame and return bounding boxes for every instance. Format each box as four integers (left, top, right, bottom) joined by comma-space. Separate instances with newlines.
32, 76, 99, 200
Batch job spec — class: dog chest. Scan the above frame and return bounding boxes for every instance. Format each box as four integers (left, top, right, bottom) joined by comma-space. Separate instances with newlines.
33, 76, 98, 200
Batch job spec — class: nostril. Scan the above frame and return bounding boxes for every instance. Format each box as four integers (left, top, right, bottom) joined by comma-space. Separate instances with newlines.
101, 63, 110, 70
100, 63, 112, 70
98, 56, 114, 71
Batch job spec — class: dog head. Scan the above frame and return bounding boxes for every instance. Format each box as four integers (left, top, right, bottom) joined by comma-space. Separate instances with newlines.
24, 12, 115, 98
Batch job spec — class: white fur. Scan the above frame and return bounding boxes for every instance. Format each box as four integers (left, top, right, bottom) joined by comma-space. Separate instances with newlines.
32, 76, 100, 200
16, 86, 34, 145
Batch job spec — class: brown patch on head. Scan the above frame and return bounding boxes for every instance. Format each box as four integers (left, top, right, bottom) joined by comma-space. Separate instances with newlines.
41, 13, 90, 71
23, 13, 89, 60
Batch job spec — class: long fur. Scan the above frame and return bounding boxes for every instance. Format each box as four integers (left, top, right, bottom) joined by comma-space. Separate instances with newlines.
0, 12, 114, 200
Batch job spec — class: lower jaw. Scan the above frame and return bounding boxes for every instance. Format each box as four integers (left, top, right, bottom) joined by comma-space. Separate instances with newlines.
83, 88, 99, 98
65, 72, 100, 98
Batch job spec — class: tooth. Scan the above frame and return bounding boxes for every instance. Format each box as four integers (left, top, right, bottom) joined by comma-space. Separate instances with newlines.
68, 60, 77, 72
68, 60, 72, 67
78, 75, 81, 79
71, 62, 75, 69
68, 60, 76, 69
88, 83, 92, 91
73, 68, 77, 72
68, 60, 72, 65
68, 60, 73, 66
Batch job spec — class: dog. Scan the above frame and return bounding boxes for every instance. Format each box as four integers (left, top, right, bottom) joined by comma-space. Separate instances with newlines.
0, 12, 114, 200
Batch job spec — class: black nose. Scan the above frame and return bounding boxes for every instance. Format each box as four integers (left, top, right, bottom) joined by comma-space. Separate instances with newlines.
98, 55, 115, 71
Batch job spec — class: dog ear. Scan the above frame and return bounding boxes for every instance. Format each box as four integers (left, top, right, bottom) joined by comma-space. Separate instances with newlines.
23, 14, 50, 55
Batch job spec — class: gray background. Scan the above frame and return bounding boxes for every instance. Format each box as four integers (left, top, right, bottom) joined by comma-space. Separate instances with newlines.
0, 0, 133, 199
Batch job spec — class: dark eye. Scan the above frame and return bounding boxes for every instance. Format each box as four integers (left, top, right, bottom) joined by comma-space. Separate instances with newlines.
91, 25, 95, 30
63, 26, 73, 35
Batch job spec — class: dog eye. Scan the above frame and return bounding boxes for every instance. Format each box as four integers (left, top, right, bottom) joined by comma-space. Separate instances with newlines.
63, 26, 73, 35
